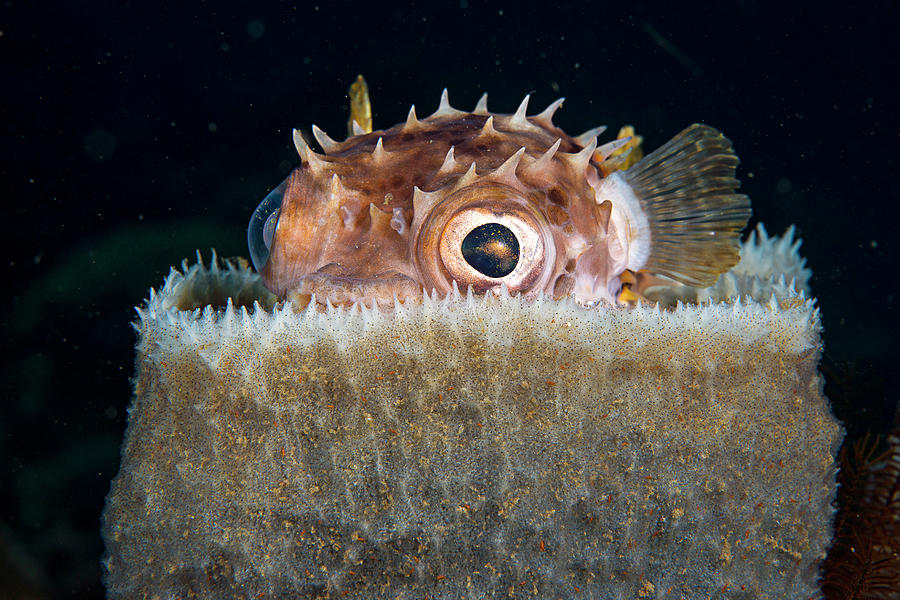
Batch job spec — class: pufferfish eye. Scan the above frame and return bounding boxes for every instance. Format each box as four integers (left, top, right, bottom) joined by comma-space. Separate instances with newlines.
247, 177, 289, 272
461, 223, 520, 278
439, 205, 546, 294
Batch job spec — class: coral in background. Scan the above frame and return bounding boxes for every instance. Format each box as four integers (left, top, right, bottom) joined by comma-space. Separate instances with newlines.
823, 430, 900, 599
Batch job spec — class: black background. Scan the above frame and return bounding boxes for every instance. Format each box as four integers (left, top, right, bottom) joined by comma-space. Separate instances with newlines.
2, 2, 897, 597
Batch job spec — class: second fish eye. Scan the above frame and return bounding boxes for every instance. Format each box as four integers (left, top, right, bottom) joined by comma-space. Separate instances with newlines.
247, 177, 289, 272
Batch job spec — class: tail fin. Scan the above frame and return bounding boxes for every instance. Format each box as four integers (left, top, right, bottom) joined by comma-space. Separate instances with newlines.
621, 124, 751, 287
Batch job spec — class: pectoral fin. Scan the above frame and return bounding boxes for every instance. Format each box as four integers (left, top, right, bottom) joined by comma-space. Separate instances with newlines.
614, 124, 751, 287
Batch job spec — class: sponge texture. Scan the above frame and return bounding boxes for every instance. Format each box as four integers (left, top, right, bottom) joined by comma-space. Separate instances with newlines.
102, 236, 842, 599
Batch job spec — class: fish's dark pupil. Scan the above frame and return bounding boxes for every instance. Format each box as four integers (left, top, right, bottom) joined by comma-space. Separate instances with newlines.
461, 223, 519, 278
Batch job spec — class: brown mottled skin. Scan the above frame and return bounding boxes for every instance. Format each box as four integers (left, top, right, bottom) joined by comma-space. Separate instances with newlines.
263, 98, 618, 306
258, 94, 749, 307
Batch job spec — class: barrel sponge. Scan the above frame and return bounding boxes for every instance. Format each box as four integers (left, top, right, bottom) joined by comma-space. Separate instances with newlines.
101, 227, 843, 599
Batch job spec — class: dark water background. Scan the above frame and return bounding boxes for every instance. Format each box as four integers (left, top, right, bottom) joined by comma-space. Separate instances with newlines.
2, 2, 897, 597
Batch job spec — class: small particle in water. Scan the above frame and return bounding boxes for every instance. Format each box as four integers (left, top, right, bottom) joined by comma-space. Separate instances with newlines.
247, 19, 265, 39
84, 129, 117, 161
775, 178, 793, 194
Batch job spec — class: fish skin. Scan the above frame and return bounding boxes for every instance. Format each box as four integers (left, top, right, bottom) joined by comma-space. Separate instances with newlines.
252, 93, 748, 307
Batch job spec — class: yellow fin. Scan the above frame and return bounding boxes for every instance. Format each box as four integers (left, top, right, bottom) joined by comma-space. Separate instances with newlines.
617, 286, 642, 305
347, 75, 373, 136
613, 125, 643, 170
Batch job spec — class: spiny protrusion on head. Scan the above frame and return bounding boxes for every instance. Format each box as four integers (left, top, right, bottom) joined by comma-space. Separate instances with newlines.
597, 136, 632, 161
368, 202, 393, 233
478, 115, 500, 139
508, 94, 536, 131
473, 93, 489, 115
523, 138, 562, 178
350, 120, 366, 136
304, 148, 328, 176
437, 146, 459, 175
490, 147, 527, 183
559, 137, 597, 173
312, 125, 340, 153
292, 128, 311, 162
372, 137, 390, 165
454, 161, 479, 190
411, 185, 443, 218
323, 173, 343, 215
431, 89, 465, 119
402, 105, 425, 133
330, 172, 349, 199
438, 162, 480, 197
533, 97, 565, 129
600, 148, 634, 173
574, 126, 608, 148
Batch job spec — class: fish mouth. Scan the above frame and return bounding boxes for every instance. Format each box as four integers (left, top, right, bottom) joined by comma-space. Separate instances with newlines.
283, 271, 425, 309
